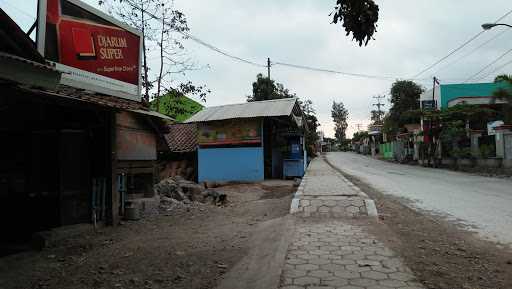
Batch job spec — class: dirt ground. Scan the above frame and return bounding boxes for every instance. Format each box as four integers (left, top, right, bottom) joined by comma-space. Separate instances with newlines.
0, 181, 296, 289
339, 170, 512, 289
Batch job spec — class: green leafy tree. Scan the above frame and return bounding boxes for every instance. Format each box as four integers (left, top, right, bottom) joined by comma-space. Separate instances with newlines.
494, 74, 512, 83
383, 80, 424, 134
370, 110, 385, 125
299, 99, 320, 157
331, 101, 349, 145
493, 74, 512, 124
352, 131, 369, 142
99, 0, 208, 104
247, 74, 295, 102
149, 90, 203, 122
437, 105, 498, 158
253, 74, 295, 102
331, 0, 379, 46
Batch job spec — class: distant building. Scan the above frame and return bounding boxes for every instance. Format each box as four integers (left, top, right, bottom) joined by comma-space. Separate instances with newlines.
419, 81, 512, 162
420, 82, 510, 110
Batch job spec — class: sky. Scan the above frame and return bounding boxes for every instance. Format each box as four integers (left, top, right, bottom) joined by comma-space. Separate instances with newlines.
2, 0, 512, 138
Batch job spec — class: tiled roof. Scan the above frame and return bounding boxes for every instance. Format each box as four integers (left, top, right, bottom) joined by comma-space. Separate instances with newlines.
164, 123, 198, 153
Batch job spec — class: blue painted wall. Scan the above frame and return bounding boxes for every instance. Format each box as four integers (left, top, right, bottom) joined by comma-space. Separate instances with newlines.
198, 147, 264, 182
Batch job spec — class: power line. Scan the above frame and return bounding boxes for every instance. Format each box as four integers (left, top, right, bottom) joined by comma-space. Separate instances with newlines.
180, 31, 266, 68
433, 28, 510, 75
464, 47, 512, 82
109, 0, 508, 84
0, 0, 36, 22
118, 0, 266, 68
118, 0, 444, 82
372, 95, 386, 124
412, 8, 512, 79
372, 95, 386, 110
272, 61, 399, 81
475, 58, 512, 81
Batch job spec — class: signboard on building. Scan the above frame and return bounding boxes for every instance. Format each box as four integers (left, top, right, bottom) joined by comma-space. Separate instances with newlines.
37, 0, 142, 101
198, 119, 261, 146
421, 100, 437, 110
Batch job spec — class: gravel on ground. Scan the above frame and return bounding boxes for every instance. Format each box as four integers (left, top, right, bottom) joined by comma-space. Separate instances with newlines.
0, 182, 296, 289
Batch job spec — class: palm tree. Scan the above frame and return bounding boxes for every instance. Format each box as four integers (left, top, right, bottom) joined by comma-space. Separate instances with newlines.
493, 74, 512, 124
494, 74, 512, 83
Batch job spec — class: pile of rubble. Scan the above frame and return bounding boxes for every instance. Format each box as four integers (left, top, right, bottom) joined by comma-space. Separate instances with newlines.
154, 176, 227, 212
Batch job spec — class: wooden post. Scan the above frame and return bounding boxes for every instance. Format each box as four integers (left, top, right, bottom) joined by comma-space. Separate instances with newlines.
109, 111, 120, 225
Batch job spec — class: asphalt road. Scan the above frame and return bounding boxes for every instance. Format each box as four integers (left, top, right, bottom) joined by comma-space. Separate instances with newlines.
326, 152, 512, 247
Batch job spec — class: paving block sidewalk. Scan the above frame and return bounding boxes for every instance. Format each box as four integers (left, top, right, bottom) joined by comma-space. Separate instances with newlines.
281, 158, 423, 289
290, 158, 374, 218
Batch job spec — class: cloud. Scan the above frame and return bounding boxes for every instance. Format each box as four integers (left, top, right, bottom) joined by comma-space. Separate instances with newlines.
5, 0, 512, 138
172, 0, 512, 137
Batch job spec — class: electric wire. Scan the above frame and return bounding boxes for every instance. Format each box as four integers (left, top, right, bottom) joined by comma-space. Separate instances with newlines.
411, 8, 512, 79
108, 0, 512, 84
272, 61, 399, 81
433, 28, 510, 75
179, 32, 266, 68
474, 58, 512, 81
0, 0, 36, 22
464, 47, 512, 82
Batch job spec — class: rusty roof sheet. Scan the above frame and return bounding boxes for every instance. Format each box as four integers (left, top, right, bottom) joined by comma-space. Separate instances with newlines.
20, 84, 146, 110
0, 52, 57, 72
17, 84, 172, 120
185, 97, 299, 123
164, 123, 198, 152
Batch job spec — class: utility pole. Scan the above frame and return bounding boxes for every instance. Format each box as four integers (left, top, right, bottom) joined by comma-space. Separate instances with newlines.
432, 77, 437, 106
372, 95, 386, 124
267, 58, 271, 79
267, 58, 272, 100
428, 76, 439, 166
355, 124, 363, 132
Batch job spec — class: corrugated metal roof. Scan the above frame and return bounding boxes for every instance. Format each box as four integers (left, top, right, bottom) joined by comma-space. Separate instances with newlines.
185, 97, 299, 123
